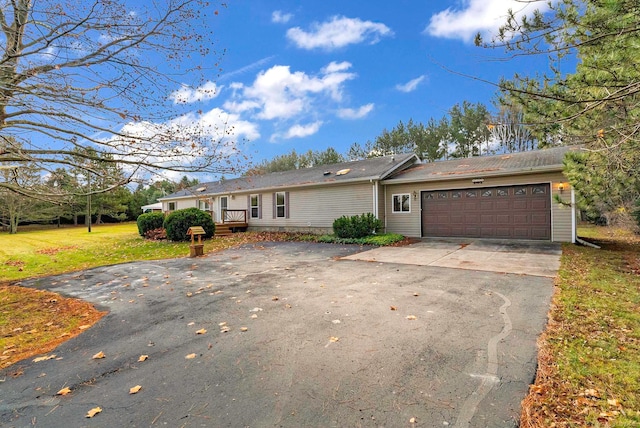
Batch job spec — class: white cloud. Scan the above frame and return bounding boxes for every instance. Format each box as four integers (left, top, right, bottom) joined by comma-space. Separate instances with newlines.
337, 103, 374, 119
283, 121, 323, 139
425, 0, 552, 42
169, 81, 221, 104
272, 10, 293, 24
396, 75, 426, 93
226, 62, 356, 120
286, 15, 393, 51
322, 61, 352, 74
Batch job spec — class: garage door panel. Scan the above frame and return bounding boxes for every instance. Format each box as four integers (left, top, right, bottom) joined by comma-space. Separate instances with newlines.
479, 201, 495, 210
513, 213, 529, 224
531, 227, 550, 239
464, 202, 479, 210
496, 214, 510, 223
495, 227, 513, 238
480, 214, 495, 224
450, 213, 465, 224
512, 199, 529, 210
531, 199, 549, 209
422, 184, 551, 240
531, 213, 550, 225
495, 200, 510, 210
464, 226, 480, 236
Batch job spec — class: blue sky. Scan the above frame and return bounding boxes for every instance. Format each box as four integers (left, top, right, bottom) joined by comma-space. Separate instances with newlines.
163, 0, 555, 174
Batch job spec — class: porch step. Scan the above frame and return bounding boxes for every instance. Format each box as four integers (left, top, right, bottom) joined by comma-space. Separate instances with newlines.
214, 222, 248, 237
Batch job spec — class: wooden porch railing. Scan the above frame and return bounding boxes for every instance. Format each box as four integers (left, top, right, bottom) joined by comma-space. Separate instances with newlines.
222, 209, 247, 224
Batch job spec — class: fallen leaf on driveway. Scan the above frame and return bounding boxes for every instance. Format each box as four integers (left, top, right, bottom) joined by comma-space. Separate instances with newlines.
86, 407, 102, 418
220, 326, 230, 333
218, 322, 227, 326
92, 351, 105, 359
57, 387, 72, 396
413, 293, 419, 297
138, 355, 148, 362
329, 337, 339, 343
406, 315, 417, 320
185, 353, 196, 359
251, 314, 258, 319
390, 306, 397, 311
272, 296, 279, 301
240, 327, 248, 332
186, 292, 193, 297
195, 328, 207, 335
187, 322, 195, 326
129, 385, 142, 394
33, 355, 56, 363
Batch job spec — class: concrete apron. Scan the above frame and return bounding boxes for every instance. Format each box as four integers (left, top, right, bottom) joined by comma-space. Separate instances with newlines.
342, 239, 562, 277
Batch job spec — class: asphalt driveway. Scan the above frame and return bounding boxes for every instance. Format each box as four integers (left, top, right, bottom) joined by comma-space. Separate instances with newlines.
0, 241, 558, 427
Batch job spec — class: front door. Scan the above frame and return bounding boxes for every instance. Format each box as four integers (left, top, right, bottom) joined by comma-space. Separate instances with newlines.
219, 196, 228, 222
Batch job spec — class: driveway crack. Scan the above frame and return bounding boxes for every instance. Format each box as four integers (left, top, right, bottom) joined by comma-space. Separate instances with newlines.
454, 291, 512, 427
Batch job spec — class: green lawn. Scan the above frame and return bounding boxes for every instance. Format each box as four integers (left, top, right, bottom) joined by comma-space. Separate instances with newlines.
521, 225, 640, 427
0, 223, 234, 283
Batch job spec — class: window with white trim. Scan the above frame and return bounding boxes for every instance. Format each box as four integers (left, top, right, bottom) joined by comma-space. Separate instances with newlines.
275, 192, 286, 218
168, 202, 176, 211
250, 194, 260, 219
198, 200, 211, 210
392, 194, 411, 213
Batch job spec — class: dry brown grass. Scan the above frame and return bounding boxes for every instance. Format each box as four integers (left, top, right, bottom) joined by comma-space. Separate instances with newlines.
0, 285, 106, 370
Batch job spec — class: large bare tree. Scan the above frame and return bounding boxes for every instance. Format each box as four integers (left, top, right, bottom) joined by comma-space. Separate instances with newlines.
0, 0, 239, 199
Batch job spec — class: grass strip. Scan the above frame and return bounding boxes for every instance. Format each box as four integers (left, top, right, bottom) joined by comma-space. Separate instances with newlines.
521, 226, 640, 427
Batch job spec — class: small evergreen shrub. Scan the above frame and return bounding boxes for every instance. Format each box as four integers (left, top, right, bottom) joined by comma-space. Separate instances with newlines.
332, 213, 382, 239
136, 212, 165, 236
163, 208, 215, 241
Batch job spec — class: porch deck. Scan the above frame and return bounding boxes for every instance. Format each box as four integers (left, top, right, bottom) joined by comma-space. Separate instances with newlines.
214, 209, 248, 237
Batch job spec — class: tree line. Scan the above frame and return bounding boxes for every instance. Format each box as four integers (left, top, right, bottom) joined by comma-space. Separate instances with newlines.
0, 144, 199, 234
247, 100, 538, 175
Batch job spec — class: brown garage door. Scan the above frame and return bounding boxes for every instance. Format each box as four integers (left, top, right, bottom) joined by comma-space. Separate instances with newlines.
421, 184, 551, 240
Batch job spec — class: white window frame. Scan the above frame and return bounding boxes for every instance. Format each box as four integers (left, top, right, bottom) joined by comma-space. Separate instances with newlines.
168, 202, 176, 211
275, 192, 286, 218
250, 194, 260, 219
198, 199, 211, 210
392, 193, 411, 213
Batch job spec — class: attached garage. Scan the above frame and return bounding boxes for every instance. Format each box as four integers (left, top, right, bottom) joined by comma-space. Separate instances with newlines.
421, 184, 551, 240
382, 146, 582, 243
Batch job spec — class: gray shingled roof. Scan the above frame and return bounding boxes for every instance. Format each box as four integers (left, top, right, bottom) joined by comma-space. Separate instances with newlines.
160, 153, 418, 200
383, 146, 581, 184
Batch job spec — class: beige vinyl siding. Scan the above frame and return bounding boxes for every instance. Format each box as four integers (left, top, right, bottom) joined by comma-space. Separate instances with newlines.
384, 171, 574, 242
163, 198, 198, 212
227, 183, 374, 233
551, 180, 574, 242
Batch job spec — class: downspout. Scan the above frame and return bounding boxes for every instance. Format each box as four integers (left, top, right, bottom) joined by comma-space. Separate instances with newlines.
372, 180, 379, 218
571, 186, 577, 244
